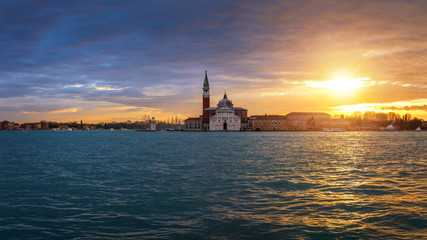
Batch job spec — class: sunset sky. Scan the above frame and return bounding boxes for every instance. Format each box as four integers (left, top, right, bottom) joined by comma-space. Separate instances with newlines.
1, 0, 426, 123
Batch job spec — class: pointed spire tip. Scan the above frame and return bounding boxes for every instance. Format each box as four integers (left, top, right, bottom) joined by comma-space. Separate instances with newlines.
203, 70, 209, 88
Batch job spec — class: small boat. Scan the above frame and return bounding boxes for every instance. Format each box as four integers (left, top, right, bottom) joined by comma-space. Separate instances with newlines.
385, 124, 396, 131
415, 127, 421, 131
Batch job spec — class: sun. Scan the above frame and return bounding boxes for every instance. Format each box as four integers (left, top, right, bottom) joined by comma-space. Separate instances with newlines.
305, 71, 372, 94
328, 74, 365, 92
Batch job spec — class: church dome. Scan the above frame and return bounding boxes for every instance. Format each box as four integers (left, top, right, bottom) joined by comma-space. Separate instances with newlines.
217, 92, 233, 108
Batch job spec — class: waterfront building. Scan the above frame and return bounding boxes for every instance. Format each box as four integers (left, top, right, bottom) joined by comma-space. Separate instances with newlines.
41, 121, 49, 130
250, 115, 307, 131
314, 118, 351, 130
249, 115, 288, 131
19, 121, 47, 130
149, 117, 156, 131
184, 117, 202, 131
20, 123, 32, 130
286, 112, 331, 121
286, 112, 330, 131
209, 93, 241, 131
185, 71, 248, 131
249, 112, 351, 131
286, 112, 353, 131
1, 121, 15, 130
32, 122, 42, 130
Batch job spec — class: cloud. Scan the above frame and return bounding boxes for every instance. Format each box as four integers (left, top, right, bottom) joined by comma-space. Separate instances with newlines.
381, 105, 427, 111
64, 84, 84, 88
50, 108, 80, 114
331, 99, 427, 118
90, 84, 126, 91
122, 107, 143, 112
0, 104, 76, 113
1, 0, 427, 121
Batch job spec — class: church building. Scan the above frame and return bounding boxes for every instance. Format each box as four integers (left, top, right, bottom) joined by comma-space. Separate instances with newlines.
209, 92, 242, 131
184, 71, 248, 131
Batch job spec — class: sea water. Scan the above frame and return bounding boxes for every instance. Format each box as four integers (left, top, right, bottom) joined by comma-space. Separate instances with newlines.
0, 131, 426, 239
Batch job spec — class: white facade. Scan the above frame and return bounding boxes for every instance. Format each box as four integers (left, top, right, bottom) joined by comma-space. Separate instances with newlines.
209, 94, 241, 131
149, 117, 156, 131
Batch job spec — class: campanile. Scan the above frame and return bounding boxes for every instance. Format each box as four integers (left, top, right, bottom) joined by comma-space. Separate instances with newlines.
202, 70, 210, 110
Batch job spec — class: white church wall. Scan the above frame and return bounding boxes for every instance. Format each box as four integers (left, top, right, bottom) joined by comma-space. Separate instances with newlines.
209, 109, 241, 131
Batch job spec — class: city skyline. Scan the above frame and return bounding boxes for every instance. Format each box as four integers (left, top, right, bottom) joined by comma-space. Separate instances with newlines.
1, 1, 427, 123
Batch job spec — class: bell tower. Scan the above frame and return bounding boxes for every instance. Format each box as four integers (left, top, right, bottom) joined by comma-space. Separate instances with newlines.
202, 70, 210, 110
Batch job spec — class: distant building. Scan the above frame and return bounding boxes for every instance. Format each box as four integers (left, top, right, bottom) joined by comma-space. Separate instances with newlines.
58, 124, 68, 130
40, 121, 49, 130
249, 115, 288, 131
149, 117, 156, 131
32, 122, 42, 130
249, 114, 309, 131
1, 121, 14, 130
286, 112, 330, 131
19, 121, 48, 130
185, 71, 248, 131
286, 112, 331, 120
21, 123, 33, 130
209, 93, 241, 131
249, 112, 351, 131
314, 118, 351, 130
184, 117, 202, 131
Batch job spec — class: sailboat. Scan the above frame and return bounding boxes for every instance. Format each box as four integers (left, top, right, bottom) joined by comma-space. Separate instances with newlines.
415, 127, 421, 131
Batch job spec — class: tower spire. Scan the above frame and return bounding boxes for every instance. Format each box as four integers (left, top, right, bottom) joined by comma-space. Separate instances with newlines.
203, 70, 209, 88
202, 70, 210, 110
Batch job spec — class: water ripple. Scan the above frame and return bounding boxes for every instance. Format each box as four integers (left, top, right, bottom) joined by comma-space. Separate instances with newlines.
0, 131, 426, 239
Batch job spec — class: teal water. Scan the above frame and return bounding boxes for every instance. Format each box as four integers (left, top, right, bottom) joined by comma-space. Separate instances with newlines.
0, 131, 426, 239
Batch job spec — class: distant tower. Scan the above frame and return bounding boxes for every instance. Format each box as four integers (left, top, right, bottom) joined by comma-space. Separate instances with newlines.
202, 70, 210, 111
